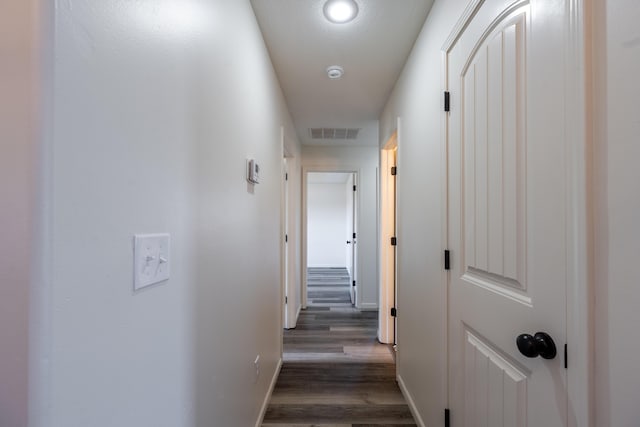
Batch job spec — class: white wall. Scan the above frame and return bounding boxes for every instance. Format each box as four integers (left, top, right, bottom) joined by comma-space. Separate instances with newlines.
378, 0, 464, 425
302, 145, 379, 309
0, 1, 39, 425
307, 182, 349, 267
593, 1, 640, 425
21, 1, 299, 426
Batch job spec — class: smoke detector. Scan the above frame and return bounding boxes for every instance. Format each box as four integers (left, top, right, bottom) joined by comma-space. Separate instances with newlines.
327, 65, 344, 79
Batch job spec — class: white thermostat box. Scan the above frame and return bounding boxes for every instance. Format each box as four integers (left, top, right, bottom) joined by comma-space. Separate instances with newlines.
247, 159, 260, 184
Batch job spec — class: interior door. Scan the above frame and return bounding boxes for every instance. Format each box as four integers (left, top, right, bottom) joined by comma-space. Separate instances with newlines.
351, 173, 358, 306
345, 174, 355, 304
447, 1, 570, 425
283, 158, 289, 328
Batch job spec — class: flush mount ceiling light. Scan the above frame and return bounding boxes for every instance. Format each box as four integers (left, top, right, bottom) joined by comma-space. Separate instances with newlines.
323, 0, 359, 24
327, 65, 344, 79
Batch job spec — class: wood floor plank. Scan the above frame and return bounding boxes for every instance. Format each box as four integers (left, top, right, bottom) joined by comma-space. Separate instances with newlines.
283, 352, 394, 363
262, 424, 352, 427
263, 404, 415, 423
268, 390, 408, 405
262, 424, 415, 427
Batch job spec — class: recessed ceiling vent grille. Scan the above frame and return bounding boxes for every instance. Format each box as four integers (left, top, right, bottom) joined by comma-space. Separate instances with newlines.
309, 128, 360, 140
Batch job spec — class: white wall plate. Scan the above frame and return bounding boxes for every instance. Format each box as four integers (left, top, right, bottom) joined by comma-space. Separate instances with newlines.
134, 234, 170, 291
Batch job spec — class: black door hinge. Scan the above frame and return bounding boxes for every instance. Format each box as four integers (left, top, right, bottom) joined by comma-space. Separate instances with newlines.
444, 91, 450, 112
285, 234, 288, 243
285, 173, 288, 181
390, 307, 397, 317
352, 280, 356, 287
353, 232, 356, 239
391, 166, 397, 176
444, 250, 450, 270
445, 408, 450, 427
353, 184, 357, 191
391, 237, 397, 246
564, 343, 568, 369
285, 296, 288, 304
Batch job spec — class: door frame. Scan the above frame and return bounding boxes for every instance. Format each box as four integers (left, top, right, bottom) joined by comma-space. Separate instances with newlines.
379, 129, 398, 345
279, 129, 286, 352
281, 131, 299, 330
441, 0, 593, 425
302, 166, 361, 309
345, 173, 357, 305
282, 156, 290, 329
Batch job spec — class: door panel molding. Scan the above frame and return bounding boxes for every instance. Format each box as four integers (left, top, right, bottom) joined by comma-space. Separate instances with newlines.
464, 326, 529, 426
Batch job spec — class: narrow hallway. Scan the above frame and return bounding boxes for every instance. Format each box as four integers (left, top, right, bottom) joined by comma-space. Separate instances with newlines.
262, 268, 416, 426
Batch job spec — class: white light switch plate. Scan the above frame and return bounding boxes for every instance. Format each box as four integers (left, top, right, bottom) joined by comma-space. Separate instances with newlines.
134, 234, 170, 291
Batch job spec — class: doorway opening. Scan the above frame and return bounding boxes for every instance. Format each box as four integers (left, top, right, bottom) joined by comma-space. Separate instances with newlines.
379, 131, 397, 344
304, 171, 357, 308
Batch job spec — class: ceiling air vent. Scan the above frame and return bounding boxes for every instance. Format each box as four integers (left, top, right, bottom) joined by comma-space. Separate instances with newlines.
309, 128, 360, 140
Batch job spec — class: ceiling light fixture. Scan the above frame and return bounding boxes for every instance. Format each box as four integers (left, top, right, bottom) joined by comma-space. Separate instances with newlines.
327, 65, 344, 79
323, 0, 359, 24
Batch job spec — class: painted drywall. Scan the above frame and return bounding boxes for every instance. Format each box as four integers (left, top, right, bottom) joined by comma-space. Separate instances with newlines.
307, 182, 349, 267
302, 145, 379, 309
26, 1, 299, 426
378, 0, 466, 424
0, 1, 39, 425
593, 1, 640, 425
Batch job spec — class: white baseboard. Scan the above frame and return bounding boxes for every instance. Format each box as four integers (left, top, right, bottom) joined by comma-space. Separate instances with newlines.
255, 357, 282, 427
359, 302, 379, 311
397, 373, 426, 427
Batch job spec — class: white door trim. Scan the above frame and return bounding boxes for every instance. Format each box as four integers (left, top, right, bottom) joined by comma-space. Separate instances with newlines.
441, 0, 592, 425
282, 156, 291, 329
563, 1, 593, 424
282, 134, 299, 330
302, 166, 361, 309
279, 127, 286, 353
379, 129, 398, 344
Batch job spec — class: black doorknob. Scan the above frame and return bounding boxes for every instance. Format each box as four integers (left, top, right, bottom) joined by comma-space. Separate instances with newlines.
346, 240, 351, 244
516, 332, 557, 359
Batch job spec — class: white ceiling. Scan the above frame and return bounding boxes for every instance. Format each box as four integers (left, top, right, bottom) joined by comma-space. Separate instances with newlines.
250, 0, 434, 147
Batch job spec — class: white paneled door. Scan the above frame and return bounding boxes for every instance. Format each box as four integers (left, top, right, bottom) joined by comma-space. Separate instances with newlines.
446, 0, 577, 425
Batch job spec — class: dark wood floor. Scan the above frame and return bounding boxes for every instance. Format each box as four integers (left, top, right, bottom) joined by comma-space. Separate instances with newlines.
262, 268, 417, 426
